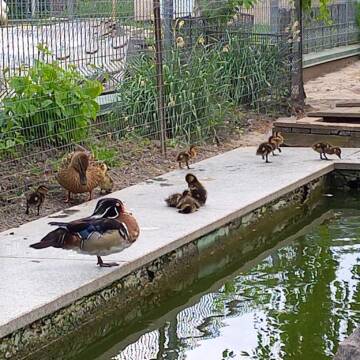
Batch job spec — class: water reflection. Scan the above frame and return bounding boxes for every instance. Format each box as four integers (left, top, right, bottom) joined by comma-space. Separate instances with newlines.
109, 209, 360, 360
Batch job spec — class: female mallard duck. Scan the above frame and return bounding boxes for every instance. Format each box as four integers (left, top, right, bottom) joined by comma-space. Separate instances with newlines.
57, 151, 108, 202
29, 198, 140, 267
176, 190, 200, 214
312, 142, 341, 160
256, 142, 276, 163
268, 131, 284, 153
176, 145, 197, 169
25, 185, 49, 216
185, 173, 207, 206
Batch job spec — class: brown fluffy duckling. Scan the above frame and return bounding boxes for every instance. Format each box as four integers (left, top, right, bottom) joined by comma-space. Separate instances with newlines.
99, 172, 114, 195
256, 142, 276, 163
176, 145, 197, 169
268, 131, 284, 153
25, 185, 49, 216
185, 173, 207, 206
176, 190, 201, 214
165, 192, 183, 207
312, 142, 341, 160
57, 151, 108, 203
29, 198, 139, 267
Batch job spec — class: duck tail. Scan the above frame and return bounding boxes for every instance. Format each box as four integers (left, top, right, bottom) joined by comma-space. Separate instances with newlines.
30, 228, 69, 249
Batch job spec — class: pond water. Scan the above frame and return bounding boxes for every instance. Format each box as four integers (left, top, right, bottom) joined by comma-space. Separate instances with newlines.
59, 192, 360, 360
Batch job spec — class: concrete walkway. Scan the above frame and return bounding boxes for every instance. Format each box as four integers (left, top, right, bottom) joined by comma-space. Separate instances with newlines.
1, 147, 360, 339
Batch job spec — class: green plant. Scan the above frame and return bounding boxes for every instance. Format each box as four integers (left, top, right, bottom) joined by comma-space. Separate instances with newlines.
90, 144, 119, 168
1, 52, 103, 153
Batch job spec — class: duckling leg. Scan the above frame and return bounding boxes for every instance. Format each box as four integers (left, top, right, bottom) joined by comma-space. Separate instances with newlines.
265, 153, 270, 163
186, 160, 190, 169
25, 203, 29, 215
178, 162, 183, 169
88, 191, 93, 201
278, 147, 282, 153
37, 205, 40, 216
97, 256, 119, 267
323, 153, 329, 160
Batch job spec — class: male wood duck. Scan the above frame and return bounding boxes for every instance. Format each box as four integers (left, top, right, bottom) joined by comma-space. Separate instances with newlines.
29, 198, 140, 267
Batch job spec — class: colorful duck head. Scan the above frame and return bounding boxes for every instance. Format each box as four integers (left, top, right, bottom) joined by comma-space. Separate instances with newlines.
91, 198, 126, 219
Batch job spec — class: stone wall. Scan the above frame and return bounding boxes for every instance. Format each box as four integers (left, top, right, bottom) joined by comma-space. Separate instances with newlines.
0, 176, 326, 359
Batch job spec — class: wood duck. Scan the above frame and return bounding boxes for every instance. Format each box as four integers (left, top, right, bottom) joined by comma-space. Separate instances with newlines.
29, 198, 140, 267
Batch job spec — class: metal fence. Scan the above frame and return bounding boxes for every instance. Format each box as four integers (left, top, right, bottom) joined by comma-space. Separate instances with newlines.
0, 0, 300, 209
302, 0, 358, 54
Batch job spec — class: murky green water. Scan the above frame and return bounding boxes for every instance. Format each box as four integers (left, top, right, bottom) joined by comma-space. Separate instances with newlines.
59, 193, 360, 360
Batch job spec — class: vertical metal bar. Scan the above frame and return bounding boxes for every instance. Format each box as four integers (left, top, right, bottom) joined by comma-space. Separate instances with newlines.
153, 0, 167, 156
297, 0, 305, 104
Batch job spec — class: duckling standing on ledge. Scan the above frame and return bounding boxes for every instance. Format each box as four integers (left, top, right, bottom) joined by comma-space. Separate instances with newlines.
312, 142, 341, 160
176, 145, 197, 169
29, 198, 140, 267
268, 131, 284, 154
25, 185, 49, 216
256, 142, 276, 163
177, 190, 201, 214
185, 173, 207, 206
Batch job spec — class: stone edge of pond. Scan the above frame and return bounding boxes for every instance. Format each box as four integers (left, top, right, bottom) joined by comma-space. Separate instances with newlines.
0, 174, 329, 359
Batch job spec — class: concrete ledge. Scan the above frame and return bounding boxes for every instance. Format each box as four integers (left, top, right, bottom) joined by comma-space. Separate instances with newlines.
1, 147, 360, 345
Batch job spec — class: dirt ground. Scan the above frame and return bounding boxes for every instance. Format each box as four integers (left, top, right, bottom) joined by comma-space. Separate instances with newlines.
305, 61, 360, 110
0, 117, 273, 232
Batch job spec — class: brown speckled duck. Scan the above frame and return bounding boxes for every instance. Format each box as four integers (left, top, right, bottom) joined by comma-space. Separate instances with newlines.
268, 131, 284, 153
29, 198, 140, 267
185, 173, 207, 206
56, 151, 108, 202
176, 190, 201, 214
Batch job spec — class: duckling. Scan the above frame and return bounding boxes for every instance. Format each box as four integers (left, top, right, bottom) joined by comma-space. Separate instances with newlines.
57, 151, 108, 203
29, 198, 139, 267
185, 173, 207, 206
176, 145, 197, 169
176, 190, 201, 214
99, 172, 114, 195
325, 145, 341, 159
256, 142, 276, 163
165, 192, 183, 207
268, 131, 284, 153
25, 185, 49, 216
312, 142, 341, 160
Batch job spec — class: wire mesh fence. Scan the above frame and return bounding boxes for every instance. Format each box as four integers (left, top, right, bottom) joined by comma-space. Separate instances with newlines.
302, 0, 358, 54
0, 0, 300, 210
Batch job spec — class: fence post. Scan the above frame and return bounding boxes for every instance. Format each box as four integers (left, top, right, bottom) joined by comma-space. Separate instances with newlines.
163, 0, 174, 53
153, 0, 167, 156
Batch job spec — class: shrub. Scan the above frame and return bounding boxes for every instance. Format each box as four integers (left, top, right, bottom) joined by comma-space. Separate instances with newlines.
1, 56, 103, 153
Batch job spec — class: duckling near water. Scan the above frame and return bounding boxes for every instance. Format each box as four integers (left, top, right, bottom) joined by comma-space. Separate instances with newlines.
256, 142, 276, 163
176, 145, 197, 169
25, 185, 49, 216
312, 142, 341, 160
185, 173, 207, 206
176, 190, 201, 214
268, 131, 284, 153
